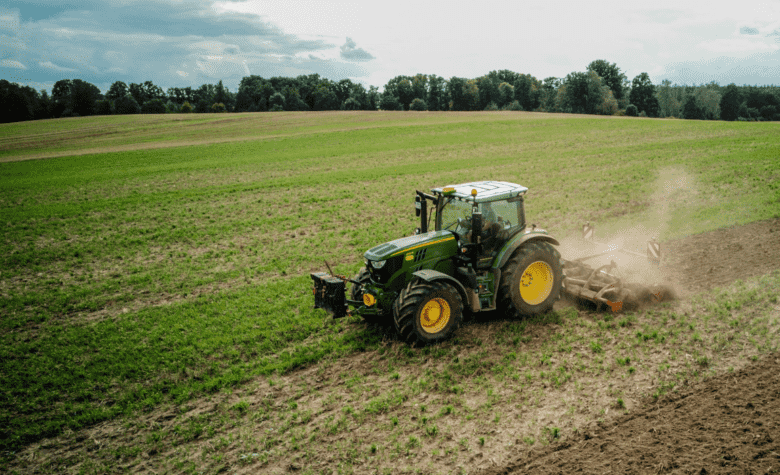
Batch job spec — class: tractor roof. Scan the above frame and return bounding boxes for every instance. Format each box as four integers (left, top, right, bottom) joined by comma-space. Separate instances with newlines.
431, 181, 528, 203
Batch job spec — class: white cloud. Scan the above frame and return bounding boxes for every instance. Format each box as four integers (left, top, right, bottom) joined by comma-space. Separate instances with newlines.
697, 38, 779, 54
1, 59, 26, 69
39, 61, 77, 72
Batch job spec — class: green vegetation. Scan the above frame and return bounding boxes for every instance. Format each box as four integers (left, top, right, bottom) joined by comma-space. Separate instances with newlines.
1, 112, 779, 473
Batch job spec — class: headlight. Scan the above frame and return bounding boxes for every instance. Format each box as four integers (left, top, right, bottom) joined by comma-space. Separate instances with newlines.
370, 259, 387, 269
363, 293, 376, 306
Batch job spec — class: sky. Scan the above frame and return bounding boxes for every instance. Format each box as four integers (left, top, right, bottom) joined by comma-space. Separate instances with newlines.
1, 0, 779, 94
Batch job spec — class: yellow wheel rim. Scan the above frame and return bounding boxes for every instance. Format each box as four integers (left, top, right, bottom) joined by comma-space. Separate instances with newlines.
420, 298, 451, 334
519, 261, 554, 305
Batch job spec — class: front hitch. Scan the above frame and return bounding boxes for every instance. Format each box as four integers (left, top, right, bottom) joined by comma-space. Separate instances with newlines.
311, 272, 348, 318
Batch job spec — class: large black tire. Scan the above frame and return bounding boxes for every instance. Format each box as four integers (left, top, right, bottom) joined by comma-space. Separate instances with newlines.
393, 279, 464, 345
499, 241, 563, 318
350, 268, 390, 323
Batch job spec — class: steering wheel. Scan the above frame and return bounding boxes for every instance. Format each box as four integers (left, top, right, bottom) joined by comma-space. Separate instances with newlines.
444, 217, 472, 232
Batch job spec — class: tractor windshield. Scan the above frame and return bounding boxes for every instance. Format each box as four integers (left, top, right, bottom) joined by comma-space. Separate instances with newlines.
439, 199, 473, 234
437, 198, 525, 240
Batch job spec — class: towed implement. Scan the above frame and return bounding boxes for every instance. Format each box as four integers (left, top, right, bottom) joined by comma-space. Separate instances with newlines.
312, 182, 671, 345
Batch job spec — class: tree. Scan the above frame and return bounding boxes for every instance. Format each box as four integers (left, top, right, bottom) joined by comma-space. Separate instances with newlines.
409, 98, 427, 111
628, 73, 659, 117
505, 100, 522, 111
106, 81, 129, 103
411, 74, 428, 102
397, 79, 414, 111
283, 87, 308, 111
719, 84, 742, 121
211, 103, 227, 113
560, 72, 589, 113
427, 75, 445, 111
463, 80, 480, 111
367, 86, 380, 110
587, 60, 627, 102
141, 98, 167, 114
269, 92, 285, 110
656, 80, 682, 118
379, 93, 401, 111
682, 96, 703, 120
694, 85, 721, 120
447, 77, 466, 111
498, 82, 515, 108
114, 95, 141, 114
312, 83, 338, 110
95, 99, 112, 115
180, 101, 193, 113
514, 74, 541, 111
538, 77, 560, 111
51, 79, 101, 117
193, 84, 217, 113
343, 97, 361, 110
128, 83, 146, 107
0, 80, 34, 123
625, 104, 638, 116
333, 79, 353, 106
167, 86, 195, 105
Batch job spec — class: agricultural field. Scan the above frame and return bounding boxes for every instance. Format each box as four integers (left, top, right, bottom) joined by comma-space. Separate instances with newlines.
1, 111, 779, 474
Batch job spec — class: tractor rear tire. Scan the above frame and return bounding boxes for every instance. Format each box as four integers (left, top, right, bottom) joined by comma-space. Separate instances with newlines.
350, 268, 390, 323
499, 241, 563, 318
393, 279, 463, 345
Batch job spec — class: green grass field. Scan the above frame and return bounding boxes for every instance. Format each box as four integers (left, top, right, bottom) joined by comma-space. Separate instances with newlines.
1, 111, 779, 472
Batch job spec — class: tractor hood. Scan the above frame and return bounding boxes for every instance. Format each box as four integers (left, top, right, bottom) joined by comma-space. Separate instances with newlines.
364, 230, 456, 262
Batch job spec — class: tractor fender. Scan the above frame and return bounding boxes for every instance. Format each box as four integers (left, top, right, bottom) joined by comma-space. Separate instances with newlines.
494, 232, 561, 270
411, 269, 475, 311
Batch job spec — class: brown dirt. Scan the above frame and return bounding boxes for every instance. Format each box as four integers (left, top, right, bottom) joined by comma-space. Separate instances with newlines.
481, 217, 780, 475
481, 353, 780, 475
662, 218, 780, 296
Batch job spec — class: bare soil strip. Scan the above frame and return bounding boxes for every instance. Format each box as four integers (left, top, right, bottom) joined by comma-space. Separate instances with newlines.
481, 352, 780, 475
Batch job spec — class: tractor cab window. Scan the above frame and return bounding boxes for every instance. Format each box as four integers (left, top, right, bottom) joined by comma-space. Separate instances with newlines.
438, 198, 473, 238
438, 198, 525, 246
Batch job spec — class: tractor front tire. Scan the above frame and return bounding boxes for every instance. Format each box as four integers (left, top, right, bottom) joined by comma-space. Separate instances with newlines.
499, 241, 563, 318
393, 279, 463, 345
350, 268, 389, 323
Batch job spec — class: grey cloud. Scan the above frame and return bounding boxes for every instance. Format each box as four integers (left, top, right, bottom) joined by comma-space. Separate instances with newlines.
740, 26, 759, 35
657, 51, 780, 86
340, 37, 375, 62
1, 1, 370, 92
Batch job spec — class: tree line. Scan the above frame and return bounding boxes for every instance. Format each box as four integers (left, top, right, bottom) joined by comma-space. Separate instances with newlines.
2, 60, 779, 124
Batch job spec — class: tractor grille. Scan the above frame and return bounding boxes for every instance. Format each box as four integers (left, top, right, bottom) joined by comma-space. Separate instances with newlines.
367, 255, 402, 284
414, 248, 427, 263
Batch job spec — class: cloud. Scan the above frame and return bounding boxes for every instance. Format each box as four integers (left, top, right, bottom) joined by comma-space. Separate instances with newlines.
39, 61, 77, 72
657, 50, 780, 85
697, 37, 779, 54
1, 59, 27, 69
740, 26, 759, 35
1, 1, 365, 92
340, 37, 374, 62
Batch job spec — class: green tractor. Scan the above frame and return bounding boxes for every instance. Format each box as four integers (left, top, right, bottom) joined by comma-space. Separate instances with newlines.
311, 181, 563, 344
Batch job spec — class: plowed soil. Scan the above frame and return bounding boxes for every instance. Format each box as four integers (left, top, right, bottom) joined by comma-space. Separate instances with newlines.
484, 217, 780, 475
481, 354, 780, 475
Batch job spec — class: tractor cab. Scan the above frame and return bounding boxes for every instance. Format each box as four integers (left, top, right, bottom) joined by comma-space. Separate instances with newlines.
417, 181, 529, 267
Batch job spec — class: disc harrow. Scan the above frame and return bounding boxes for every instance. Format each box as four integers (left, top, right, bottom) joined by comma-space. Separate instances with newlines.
561, 223, 674, 312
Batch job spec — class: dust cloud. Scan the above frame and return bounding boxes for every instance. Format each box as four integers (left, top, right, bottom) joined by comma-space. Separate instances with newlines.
557, 167, 696, 300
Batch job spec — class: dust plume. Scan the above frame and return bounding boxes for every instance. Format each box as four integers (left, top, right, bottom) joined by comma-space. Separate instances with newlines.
557, 167, 697, 305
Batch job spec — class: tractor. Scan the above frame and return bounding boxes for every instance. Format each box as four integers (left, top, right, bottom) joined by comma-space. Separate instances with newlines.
311, 181, 564, 344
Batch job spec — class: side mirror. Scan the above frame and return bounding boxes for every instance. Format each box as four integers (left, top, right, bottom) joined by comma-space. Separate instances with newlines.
414, 196, 422, 217
414, 227, 421, 235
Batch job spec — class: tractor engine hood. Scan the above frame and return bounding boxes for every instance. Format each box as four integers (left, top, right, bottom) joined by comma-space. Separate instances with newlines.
364, 230, 456, 262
